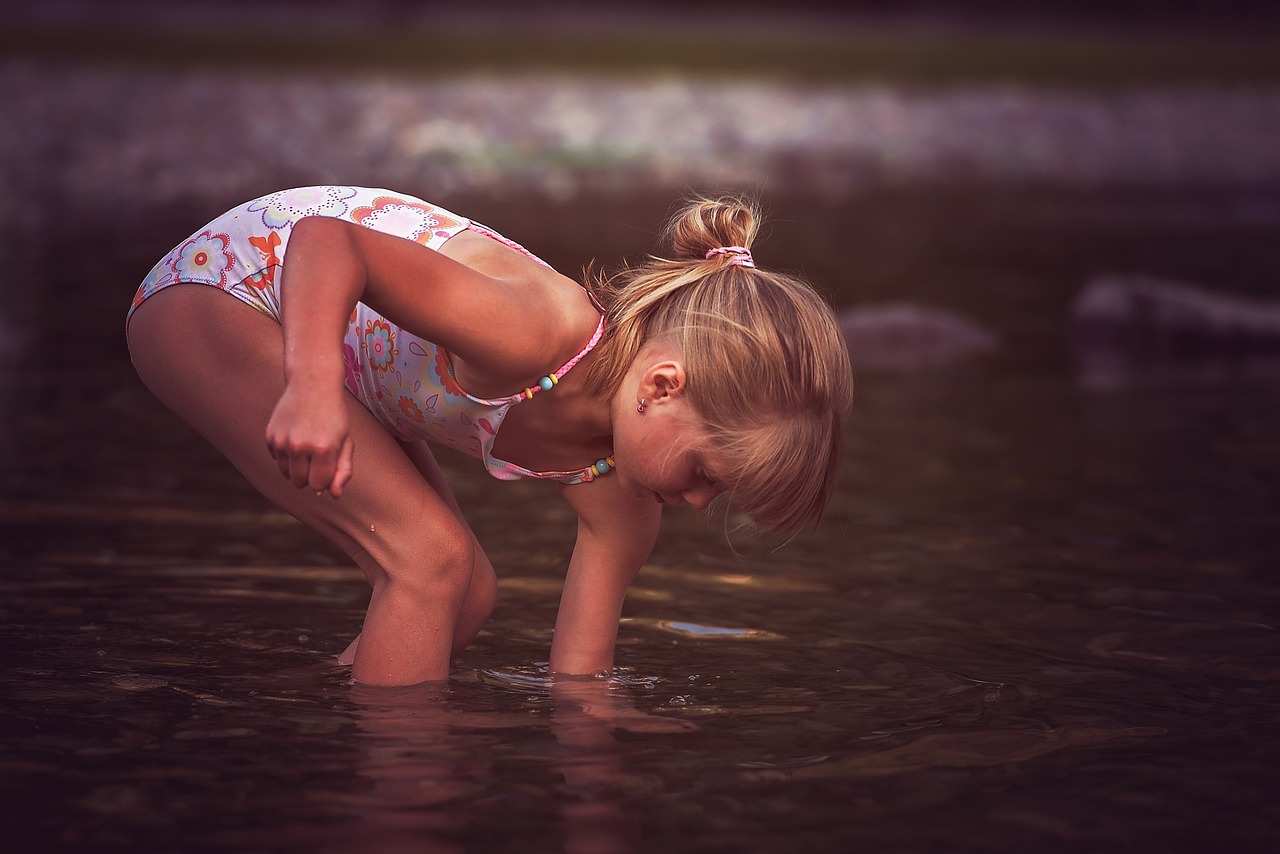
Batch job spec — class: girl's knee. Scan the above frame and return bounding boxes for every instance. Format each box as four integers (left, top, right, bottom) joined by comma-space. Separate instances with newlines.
471, 556, 499, 619
378, 522, 476, 599
451, 551, 498, 654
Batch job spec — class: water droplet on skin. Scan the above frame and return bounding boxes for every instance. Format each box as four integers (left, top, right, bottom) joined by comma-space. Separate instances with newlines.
369, 524, 375, 532
298, 635, 309, 643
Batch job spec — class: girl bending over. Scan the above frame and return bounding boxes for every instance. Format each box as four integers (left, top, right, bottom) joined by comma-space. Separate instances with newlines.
127, 186, 853, 686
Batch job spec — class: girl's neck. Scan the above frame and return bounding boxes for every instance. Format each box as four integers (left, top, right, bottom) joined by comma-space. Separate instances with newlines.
538, 347, 614, 441
489, 349, 615, 473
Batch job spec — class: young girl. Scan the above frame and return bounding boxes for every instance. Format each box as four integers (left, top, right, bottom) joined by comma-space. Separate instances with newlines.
126, 186, 853, 686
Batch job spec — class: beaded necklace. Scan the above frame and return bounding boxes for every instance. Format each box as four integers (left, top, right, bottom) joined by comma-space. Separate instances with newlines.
519, 316, 615, 480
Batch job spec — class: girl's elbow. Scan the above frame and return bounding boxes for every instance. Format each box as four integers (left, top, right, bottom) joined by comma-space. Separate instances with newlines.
290, 216, 363, 274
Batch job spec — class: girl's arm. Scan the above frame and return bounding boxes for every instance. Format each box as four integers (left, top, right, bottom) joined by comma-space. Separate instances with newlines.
551, 476, 662, 675
265, 216, 571, 495
281, 216, 569, 374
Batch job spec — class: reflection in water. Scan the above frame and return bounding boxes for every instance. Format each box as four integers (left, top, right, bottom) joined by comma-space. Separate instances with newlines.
5, 361, 1280, 851
4, 369, 1280, 851
212, 677, 690, 854
549, 679, 692, 854
287, 683, 503, 854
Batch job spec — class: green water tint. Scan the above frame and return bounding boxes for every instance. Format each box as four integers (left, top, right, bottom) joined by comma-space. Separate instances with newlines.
3, 185, 1280, 850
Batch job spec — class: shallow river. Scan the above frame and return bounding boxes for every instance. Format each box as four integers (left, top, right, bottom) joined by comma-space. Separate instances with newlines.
2, 185, 1278, 852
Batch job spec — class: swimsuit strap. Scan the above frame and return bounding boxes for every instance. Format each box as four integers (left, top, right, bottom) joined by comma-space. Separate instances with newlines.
559, 315, 605, 375
481, 313, 617, 484
511, 315, 606, 403
466, 221, 553, 270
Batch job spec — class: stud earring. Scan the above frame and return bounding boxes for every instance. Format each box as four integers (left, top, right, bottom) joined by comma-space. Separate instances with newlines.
637, 398, 646, 413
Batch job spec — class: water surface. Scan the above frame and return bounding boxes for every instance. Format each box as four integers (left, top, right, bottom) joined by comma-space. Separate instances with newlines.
2, 187, 1279, 852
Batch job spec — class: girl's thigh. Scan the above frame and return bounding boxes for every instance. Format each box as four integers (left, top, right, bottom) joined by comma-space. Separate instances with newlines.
126, 284, 473, 581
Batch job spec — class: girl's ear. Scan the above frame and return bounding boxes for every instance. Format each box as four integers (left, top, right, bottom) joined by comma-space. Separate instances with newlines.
643, 360, 687, 403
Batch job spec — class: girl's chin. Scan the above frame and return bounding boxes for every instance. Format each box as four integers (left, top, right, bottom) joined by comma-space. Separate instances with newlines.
616, 473, 655, 503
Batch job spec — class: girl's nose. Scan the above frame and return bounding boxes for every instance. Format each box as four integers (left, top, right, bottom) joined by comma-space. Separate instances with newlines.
683, 487, 718, 510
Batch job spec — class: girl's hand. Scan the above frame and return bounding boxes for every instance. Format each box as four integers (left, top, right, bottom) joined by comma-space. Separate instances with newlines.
264, 382, 355, 497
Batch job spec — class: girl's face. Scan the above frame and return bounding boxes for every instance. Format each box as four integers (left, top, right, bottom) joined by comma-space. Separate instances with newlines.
616, 400, 726, 508
611, 349, 728, 509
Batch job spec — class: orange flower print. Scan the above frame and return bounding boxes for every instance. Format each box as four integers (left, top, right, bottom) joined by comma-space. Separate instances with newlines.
243, 268, 279, 315
248, 232, 281, 266
389, 380, 435, 428
246, 266, 276, 287
433, 349, 466, 396
396, 391, 425, 424
349, 196, 462, 245
361, 319, 398, 373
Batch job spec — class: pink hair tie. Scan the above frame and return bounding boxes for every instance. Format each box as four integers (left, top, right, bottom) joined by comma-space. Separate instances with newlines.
705, 246, 755, 268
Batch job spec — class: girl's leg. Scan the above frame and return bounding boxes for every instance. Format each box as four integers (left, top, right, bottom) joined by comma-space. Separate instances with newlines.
336, 440, 500, 666
127, 284, 497, 685
396, 438, 498, 652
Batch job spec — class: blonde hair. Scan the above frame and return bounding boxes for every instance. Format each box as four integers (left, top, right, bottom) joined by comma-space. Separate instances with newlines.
582, 195, 854, 536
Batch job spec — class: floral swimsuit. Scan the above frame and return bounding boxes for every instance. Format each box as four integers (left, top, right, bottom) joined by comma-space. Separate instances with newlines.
128, 186, 611, 485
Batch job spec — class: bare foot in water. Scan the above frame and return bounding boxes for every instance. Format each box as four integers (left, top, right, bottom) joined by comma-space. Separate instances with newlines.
337, 633, 360, 666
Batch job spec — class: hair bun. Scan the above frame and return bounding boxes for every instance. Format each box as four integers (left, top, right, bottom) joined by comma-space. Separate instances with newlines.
664, 196, 761, 263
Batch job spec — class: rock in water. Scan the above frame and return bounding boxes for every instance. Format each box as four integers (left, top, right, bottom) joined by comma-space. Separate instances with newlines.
838, 303, 998, 372
1072, 274, 1280, 360
1071, 274, 1280, 388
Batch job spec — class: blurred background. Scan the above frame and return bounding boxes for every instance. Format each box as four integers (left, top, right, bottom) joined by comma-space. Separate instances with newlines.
3, 0, 1280, 379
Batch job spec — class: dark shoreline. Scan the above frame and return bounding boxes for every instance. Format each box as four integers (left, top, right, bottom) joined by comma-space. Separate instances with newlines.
6, 6, 1280, 87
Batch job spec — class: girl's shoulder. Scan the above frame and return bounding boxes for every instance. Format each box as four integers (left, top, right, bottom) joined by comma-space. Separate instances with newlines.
415, 229, 600, 396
